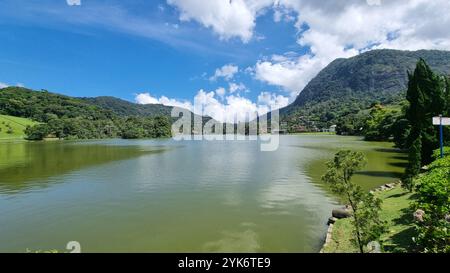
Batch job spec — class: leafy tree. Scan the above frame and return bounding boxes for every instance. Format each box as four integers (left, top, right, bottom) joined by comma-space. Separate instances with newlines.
403, 133, 422, 191
322, 150, 386, 253
406, 59, 446, 167
392, 118, 411, 149
25, 124, 49, 140
152, 116, 171, 138
363, 104, 402, 141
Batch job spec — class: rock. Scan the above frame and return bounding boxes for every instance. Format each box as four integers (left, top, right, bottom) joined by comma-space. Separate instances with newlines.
385, 183, 394, 189
445, 214, 450, 223
367, 241, 381, 253
328, 217, 338, 225
344, 204, 353, 211
380, 186, 387, 191
332, 209, 352, 219
414, 209, 425, 222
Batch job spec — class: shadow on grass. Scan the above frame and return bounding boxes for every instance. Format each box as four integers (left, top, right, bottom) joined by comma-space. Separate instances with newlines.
374, 148, 405, 154
385, 207, 417, 253
384, 226, 416, 253
386, 192, 410, 199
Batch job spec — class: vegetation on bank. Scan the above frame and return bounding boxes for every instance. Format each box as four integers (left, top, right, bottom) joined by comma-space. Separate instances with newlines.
323, 60, 450, 253
323, 186, 416, 253
0, 87, 172, 141
324, 149, 449, 253
412, 149, 450, 252
322, 151, 386, 253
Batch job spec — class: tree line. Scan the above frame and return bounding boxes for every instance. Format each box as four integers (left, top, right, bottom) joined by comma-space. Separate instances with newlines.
0, 87, 172, 140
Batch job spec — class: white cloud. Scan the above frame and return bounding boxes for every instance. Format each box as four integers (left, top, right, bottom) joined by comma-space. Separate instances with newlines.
159, 95, 193, 110
135, 90, 289, 123
215, 87, 226, 98
0, 82, 24, 89
135, 92, 192, 110
229, 82, 247, 94
66, 0, 81, 6
168, 0, 450, 97
135, 93, 160, 104
167, 0, 273, 42
253, 0, 450, 96
193, 90, 288, 123
210, 64, 239, 81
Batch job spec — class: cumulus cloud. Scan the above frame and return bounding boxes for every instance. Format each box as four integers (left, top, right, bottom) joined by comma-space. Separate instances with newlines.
259, 0, 450, 96
0, 82, 24, 89
135, 90, 289, 123
215, 87, 226, 98
210, 64, 239, 81
66, 0, 81, 6
169, 0, 450, 96
167, 0, 273, 42
193, 90, 288, 123
135, 92, 192, 110
228, 82, 247, 94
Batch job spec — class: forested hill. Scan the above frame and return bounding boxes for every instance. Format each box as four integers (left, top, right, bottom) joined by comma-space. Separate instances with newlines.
0, 87, 184, 120
281, 49, 450, 132
81, 96, 173, 118
0, 87, 114, 121
0, 87, 217, 140
0, 87, 175, 140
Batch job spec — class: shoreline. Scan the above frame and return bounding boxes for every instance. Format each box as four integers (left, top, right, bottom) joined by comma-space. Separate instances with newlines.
319, 180, 414, 253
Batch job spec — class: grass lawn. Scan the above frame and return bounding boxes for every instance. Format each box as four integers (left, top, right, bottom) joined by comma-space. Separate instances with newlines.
0, 115, 38, 140
323, 186, 416, 253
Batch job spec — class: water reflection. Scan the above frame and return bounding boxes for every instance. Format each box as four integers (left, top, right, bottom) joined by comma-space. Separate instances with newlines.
0, 141, 166, 194
0, 136, 406, 253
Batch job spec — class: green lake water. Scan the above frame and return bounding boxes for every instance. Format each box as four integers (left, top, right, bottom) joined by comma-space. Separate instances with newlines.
0, 135, 406, 253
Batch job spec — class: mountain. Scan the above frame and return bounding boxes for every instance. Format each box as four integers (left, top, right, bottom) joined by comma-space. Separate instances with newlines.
0, 87, 196, 120
0, 87, 115, 121
0, 87, 175, 140
81, 96, 215, 127
281, 49, 450, 132
81, 96, 173, 118
0, 87, 216, 139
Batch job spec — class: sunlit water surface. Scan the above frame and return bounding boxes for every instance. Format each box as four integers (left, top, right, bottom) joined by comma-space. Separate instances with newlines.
0, 135, 406, 252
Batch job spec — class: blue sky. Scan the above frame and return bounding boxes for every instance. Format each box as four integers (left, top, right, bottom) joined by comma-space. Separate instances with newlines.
0, 0, 299, 100
1, 0, 449, 121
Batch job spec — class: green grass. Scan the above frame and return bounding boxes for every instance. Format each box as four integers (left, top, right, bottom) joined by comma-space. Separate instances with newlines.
323, 186, 416, 253
0, 115, 38, 140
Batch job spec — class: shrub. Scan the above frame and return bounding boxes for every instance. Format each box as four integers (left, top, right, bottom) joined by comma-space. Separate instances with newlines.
413, 149, 450, 253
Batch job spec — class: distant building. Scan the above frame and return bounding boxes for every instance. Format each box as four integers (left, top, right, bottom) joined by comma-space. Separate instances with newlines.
322, 125, 337, 133
329, 125, 337, 133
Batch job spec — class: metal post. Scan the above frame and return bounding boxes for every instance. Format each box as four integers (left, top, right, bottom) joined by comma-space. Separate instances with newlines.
440, 115, 444, 158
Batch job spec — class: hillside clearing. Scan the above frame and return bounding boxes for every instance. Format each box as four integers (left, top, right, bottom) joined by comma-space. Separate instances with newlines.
0, 115, 37, 140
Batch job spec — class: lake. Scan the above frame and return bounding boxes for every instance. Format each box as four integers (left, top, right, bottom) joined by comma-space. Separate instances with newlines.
0, 135, 406, 253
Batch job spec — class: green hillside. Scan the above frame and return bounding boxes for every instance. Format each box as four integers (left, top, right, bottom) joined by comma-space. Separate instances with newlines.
0, 115, 38, 140
0, 87, 172, 141
81, 96, 173, 117
281, 49, 450, 132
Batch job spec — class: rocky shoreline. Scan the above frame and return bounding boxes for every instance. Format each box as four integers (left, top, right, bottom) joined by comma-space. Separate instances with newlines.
319, 181, 402, 253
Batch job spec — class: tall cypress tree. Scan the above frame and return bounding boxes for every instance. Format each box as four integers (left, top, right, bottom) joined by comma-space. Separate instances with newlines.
404, 59, 446, 183
445, 77, 450, 146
